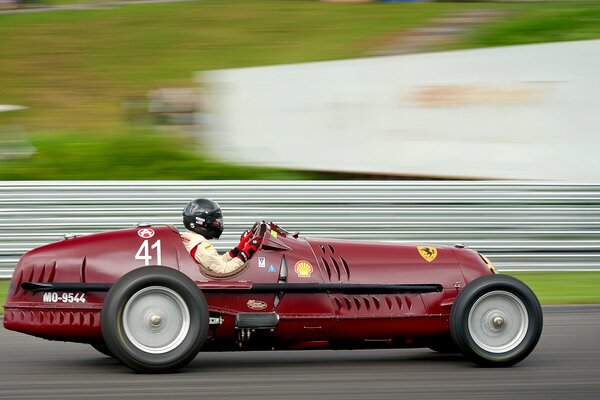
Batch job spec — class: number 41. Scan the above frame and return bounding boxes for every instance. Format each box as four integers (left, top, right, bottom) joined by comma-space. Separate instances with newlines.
135, 240, 162, 265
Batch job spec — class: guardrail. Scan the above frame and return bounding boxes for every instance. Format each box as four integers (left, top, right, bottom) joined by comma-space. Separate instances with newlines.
1, 181, 599, 278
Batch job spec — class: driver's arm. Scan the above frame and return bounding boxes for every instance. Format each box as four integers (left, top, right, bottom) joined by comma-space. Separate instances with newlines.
194, 242, 244, 274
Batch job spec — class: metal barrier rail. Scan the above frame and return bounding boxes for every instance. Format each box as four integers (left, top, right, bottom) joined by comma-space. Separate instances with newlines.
1, 181, 599, 278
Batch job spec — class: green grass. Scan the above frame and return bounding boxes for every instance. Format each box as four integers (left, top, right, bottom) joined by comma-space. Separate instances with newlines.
1, 1, 600, 180
0, 1, 466, 131
454, 1, 600, 51
2, 272, 600, 315
0, 129, 317, 180
0, 280, 8, 315
22, 0, 141, 5
507, 272, 600, 305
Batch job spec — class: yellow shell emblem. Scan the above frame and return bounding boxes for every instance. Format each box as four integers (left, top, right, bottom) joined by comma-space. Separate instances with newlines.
418, 246, 438, 262
294, 260, 313, 278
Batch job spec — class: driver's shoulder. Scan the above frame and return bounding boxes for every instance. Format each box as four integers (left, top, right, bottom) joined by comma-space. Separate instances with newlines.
181, 231, 208, 248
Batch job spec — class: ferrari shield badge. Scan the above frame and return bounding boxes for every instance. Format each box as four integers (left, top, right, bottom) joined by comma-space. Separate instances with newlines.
417, 246, 438, 262
294, 260, 313, 278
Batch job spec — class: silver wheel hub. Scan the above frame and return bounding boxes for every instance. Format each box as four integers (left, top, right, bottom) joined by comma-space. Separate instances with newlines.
122, 286, 190, 354
492, 316, 505, 329
468, 290, 529, 354
149, 314, 163, 327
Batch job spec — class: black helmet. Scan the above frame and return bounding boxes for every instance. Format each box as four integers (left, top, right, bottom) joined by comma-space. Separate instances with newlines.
182, 199, 224, 239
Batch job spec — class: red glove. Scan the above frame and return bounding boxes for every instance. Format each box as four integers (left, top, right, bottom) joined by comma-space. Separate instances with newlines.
228, 230, 254, 258
237, 230, 253, 250
237, 236, 262, 263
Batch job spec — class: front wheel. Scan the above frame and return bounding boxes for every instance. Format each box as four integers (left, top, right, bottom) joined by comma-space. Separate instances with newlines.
101, 266, 209, 373
450, 274, 543, 367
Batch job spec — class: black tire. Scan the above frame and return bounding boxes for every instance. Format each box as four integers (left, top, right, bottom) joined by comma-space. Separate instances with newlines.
450, 274, 543, 367
101, 266, 209, 373
90, 342, 113, 358
427, 334, 460, 354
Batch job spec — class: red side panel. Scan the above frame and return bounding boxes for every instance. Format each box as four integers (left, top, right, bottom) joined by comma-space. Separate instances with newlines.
3, 226, 182, 341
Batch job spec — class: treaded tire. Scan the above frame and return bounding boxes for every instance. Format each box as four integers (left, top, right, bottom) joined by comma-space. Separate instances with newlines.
450, 274, 543, 367
101, 266, 209, 373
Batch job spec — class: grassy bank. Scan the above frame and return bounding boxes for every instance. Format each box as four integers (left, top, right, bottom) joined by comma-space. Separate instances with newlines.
0, 0, 596, 127
1, 281, 8, 314
507, 272, 600, 306
2, 272, 600, 315
0, 1, 470, 132
1, 1, 600, 179
0, 129, 317, 180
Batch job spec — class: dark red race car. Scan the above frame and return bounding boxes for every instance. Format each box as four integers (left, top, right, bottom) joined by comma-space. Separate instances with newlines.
3, 222, 543, 373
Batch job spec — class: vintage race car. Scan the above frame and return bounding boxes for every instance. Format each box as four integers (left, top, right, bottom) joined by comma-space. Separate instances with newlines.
3, 222, 543, 372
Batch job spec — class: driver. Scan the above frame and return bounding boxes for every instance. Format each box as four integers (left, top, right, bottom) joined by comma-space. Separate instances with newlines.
181, 198, 261, 273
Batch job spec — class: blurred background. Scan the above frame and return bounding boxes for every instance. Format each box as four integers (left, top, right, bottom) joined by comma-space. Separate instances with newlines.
1, 1, 600, 293
1, 0, 600, 180
1, 3, 600, 397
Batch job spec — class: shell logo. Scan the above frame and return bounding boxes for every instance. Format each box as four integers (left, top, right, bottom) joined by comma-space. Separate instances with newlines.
294, 260, 313, 278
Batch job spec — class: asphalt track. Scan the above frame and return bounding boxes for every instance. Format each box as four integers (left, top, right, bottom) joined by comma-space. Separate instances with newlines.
1, 306, 599, 400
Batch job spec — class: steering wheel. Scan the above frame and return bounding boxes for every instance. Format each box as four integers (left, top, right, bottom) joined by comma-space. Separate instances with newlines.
250, 221, 266, 238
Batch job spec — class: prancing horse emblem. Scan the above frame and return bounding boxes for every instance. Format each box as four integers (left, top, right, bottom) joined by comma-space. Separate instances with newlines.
417, 246, 438, 262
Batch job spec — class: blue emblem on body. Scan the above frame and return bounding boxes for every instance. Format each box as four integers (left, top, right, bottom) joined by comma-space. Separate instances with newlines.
267, 265, 276, 273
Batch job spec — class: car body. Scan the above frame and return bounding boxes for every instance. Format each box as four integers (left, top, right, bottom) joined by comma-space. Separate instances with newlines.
3, 222, 543, 372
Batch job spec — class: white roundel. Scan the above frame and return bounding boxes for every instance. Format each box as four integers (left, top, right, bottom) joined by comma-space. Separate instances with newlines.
138, 228, 155, 239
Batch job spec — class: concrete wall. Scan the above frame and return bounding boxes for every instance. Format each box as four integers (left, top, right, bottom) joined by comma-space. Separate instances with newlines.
198, 40, 600, 180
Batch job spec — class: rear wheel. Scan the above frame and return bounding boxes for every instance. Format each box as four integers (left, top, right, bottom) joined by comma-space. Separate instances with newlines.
450, 274, 543, 367
101, 266, 209, 373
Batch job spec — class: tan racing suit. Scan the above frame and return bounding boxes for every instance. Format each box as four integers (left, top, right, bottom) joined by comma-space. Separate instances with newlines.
181, 231, 244, 273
